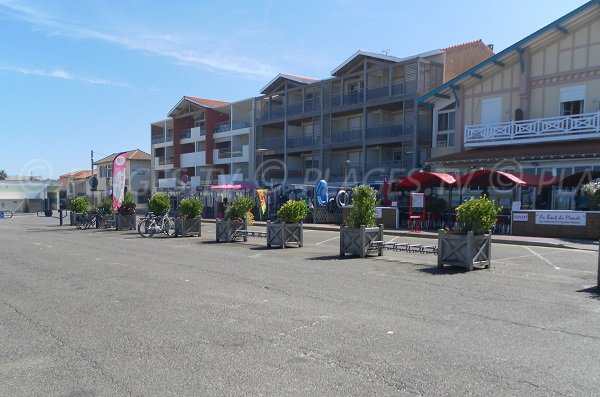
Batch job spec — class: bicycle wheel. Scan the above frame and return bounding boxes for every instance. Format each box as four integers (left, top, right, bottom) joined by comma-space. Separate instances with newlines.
164, 217, 177, 237
138, 218, 156, 238
84, 216, 96, 230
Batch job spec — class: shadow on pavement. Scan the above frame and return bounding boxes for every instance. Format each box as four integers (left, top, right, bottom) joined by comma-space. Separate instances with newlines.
576, 286, 600, 300
418, 266, 488, 275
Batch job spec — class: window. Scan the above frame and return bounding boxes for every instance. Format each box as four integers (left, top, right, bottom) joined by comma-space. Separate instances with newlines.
561, 100, 583, 116
99, 165, 112, 178
480, 97, 502, 124
560, 85, 585, 116
435, 108, 456, 147
392, 150, 402, 162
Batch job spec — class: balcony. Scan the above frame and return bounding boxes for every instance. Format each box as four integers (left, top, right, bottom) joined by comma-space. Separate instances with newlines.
180, 151, 206, 168
464, 111, 600, 147
151, 136, 165, 145
366, 85, 389, 101
179, 128, 192, 140
213, 145, 249, 163
288, 136, 318, 149
259, 137, 285, 151
330, 127, 362, 145
158, 178, 176, 189
214, 121, 231, 134
331, 91, 364, 108
155, 157, 174, 168
365, 124, 403, 142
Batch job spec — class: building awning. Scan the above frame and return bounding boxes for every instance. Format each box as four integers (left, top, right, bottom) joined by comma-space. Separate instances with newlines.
558, 170, 600, 188
456, 170, 558, 188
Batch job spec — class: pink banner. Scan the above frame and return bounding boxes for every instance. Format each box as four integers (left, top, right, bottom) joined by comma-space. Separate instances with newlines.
112, 152, 128, 211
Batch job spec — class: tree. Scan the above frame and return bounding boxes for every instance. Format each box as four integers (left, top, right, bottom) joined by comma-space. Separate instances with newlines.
0, 169, 7, 180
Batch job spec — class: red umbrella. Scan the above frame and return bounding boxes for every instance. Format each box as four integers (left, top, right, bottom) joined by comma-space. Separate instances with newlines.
210, 184, 243, 190
394, 171, 456, 190
457, 170, 558, 188
381, 179, 390, 206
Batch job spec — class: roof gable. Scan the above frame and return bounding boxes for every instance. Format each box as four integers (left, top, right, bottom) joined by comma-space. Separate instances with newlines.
94, 149, 151, 165
260, 73, 319, 95
168, 96, 229, 117
419, 0, 600, 104
331, 49, 443, 77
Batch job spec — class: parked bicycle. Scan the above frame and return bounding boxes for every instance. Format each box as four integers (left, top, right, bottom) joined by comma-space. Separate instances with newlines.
75, 212, 100, 230
137, 212, 176, 238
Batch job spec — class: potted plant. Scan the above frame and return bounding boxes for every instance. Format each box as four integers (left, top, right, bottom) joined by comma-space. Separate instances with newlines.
115, 191, 137, 230
437, 195, 500, 271
267, 199, 307, 248
175, 196, 203, 237
216, 196, 254, 242
70, 196, 90, 226
581, 181, 600, 210
340, 185, 384, 258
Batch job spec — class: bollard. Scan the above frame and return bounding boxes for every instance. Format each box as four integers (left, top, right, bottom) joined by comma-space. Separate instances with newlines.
597, 238, 599, 288
59, 209, 63, 226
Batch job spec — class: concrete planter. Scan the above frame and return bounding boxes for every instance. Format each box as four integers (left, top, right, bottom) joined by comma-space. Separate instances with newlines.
97, 213, 115, 229
339, 224, 384, 258
437, 229, 492, 271
175, 216, 201, 237
216, 218, 247, 242
116, 214, 137, 231
267, 221, 303, 248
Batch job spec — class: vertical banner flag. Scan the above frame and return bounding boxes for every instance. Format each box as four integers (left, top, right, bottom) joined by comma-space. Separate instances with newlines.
256, 189, 267, 217
112, 152, 129, 211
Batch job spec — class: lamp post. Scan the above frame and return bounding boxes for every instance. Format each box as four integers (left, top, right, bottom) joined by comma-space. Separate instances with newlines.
256, 148, 268, 185
344, 160, 350, 189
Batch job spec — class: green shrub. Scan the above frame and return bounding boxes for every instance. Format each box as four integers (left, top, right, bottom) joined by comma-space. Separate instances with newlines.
226, 196, 254, 221
118, 191, 137, 215
347, 185, 377, 228
98, 197, 113, 214
455, 195, 500, 235
147, 193, 171, 216
277, 199, 308, 223
180, 196, 203, 218
71, 196, 90, 213
581, 181, 600, 210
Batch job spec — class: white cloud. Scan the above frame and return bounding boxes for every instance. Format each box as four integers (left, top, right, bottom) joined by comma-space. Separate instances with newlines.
1, 65, 133, 88
0, 0, 277, 79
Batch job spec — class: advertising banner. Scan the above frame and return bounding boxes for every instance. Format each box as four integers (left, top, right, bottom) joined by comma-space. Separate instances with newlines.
256, 189, 267, 217
112, 152, 129, 211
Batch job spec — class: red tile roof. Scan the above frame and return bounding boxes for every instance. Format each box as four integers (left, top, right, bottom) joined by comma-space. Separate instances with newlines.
442, 39, 491, 51
428, 139, 600, 164
184, 96, 229, 108
60, 170, 93, 180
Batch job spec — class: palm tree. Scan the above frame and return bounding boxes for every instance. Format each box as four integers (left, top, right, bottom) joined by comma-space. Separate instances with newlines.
0, 169, 7, 180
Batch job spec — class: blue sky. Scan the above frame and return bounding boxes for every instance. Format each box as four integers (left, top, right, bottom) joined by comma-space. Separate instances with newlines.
0, 0, 588, 178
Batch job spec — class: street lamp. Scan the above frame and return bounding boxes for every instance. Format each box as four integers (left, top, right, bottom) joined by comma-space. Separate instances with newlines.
344, 159, 350, 189
256, 148, 268, 184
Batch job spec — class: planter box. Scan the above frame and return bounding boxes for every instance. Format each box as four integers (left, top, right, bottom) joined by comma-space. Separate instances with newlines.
437, 230, 492, 271
216, 218, 247, 242
97, 213, 115, 229
175, 216, 202, 237
71, 212, 87, 227
115, 214, 137, 231
267, 221, 303, 248
339, 224, 384, 258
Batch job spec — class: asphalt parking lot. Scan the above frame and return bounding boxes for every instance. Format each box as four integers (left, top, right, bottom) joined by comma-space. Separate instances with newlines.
1, 215, 599, 396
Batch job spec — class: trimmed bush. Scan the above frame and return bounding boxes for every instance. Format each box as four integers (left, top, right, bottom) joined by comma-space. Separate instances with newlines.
71, 196, 90, 213
180, 196, 203, 218
147, 193, 171, 216
118, 191, 137, 215
226, 196, 254, 221
455, 195, 500, 235
581, 181, 600, 210
347, 185, 377, 228
277, 199, 308, 223
98, 197, 113, 214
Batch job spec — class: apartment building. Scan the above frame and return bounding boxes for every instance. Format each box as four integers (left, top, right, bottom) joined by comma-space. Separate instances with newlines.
151, 96, 254, 192
255, 43, 494, 186
421, 0, 600, 209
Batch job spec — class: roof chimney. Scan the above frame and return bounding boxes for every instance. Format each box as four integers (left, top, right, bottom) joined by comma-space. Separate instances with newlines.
488, 44, 494, 51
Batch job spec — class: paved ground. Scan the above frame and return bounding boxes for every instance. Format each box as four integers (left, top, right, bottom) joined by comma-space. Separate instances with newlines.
1, 214, 599, 396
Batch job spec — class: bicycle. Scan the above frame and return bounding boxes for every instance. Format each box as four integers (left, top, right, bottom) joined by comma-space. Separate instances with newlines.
137, 212, 176, 238
76, 212, 100, 230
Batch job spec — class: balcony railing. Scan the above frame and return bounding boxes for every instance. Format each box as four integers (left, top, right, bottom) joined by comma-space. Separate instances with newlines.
214, 121, 231, 134
288, 135, 318, 149
180, 128, 191, 139
166, 132, 173, 142
259, 137, 285, 151
464, 111, 600, 147
366, 85, 389, 101
366, 124, 403, 141
157, 157, 173, 166
151, 136, 165, 144
330, 127, 362, 145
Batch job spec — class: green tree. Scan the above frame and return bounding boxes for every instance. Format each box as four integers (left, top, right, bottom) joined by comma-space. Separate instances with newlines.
0, 169, 7, 180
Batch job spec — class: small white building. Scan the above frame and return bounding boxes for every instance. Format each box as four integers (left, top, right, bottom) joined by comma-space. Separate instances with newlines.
0, 179, 61, 213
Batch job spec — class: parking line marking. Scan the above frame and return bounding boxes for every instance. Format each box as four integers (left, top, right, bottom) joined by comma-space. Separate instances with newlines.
315, 236, 340, 245
524, 247, 560, 270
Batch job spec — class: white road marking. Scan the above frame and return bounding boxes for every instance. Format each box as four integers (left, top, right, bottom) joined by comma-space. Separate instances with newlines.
33, 242, 41, 245
524, 247, 560, 270
315, 236, 340, 245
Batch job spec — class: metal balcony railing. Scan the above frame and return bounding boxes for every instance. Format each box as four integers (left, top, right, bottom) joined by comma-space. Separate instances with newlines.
330, 128, 362, 145
365, 124, 403, 141
214, 121, 231, 134
180, 128, 191, 139
287, 136, 318, 149
464, 111, 600, 147
151, 136, 165, 144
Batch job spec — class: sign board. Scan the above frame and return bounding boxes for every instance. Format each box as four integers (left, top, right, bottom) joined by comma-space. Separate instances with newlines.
131, 168, 149, 176
375, 208, 383, 218
0, 211, 4, 219
512, 212, 528, 222
409, 192, 425, 220
511, 201, 521, 211
535, 211, 586, 226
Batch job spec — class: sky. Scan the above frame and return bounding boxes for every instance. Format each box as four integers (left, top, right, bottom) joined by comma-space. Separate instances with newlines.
0, 0, 590, 178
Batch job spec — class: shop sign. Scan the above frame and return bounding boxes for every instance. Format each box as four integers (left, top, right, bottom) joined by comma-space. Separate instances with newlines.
535, 211, 586, 226
512, 213, 528, 222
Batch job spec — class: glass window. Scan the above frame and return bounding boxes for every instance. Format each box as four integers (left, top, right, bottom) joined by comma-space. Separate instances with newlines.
437, 112, 455, 131
560, 100, 584, 116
